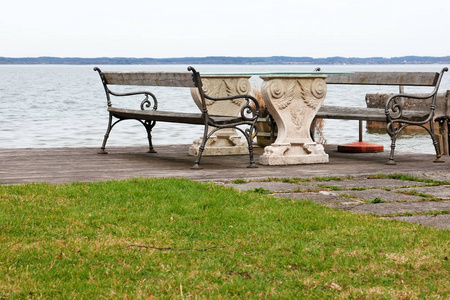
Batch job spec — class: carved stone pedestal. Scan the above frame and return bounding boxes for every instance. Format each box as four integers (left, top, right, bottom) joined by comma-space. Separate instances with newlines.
259, 75, 329, 165
189, 75, 252, 156
189, 130, 249, 156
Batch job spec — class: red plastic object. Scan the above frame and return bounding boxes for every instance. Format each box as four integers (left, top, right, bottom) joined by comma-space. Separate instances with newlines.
337, 141, 384, 153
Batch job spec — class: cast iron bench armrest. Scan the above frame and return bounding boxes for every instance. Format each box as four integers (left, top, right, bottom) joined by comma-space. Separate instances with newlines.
204, 93, 260, 123
385, 88, 444, 125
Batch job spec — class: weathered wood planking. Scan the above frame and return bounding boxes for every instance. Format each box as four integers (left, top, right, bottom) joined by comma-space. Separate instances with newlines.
102, 72, 196, 87
316, 105, 429, 122
109, 108, 205, 124
109, 108, 242, 125
325, 72, 440, 86
0, 146, 448, 185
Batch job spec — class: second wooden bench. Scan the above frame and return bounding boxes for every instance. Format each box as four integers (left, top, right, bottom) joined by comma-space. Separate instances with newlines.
316, 68, 448, 164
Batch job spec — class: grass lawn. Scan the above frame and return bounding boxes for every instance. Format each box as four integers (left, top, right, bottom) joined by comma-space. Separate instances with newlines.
0, 178, 449, 299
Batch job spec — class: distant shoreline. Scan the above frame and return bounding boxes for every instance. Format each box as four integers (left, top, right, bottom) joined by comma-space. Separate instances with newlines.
1, 55, 450, 65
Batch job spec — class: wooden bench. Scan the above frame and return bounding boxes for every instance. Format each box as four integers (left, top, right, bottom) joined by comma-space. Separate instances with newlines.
315, 68, 448, 164
94, 67, 260, 169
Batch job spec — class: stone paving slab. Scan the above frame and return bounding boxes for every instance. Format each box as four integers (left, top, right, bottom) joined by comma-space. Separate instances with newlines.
272, 192, 363, 205
228, 182, 424, 202
307, 178, 430, 189
332, 201, 450, 215
224, 182, 321, 192
382, 214, 450, 230
226, 180, 449, 230
224, 182, 301, 192
396, 185, 450, 199
333, 189, 423, 202
418, 171, 450, 182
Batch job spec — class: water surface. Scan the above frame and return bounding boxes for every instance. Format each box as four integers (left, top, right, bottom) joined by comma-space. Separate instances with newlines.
0, 64, 448, 154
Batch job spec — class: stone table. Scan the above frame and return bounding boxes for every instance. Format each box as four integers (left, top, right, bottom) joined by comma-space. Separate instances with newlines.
259, 74, 329, 165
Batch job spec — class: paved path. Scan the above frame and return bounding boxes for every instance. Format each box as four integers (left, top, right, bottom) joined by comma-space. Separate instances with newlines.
1, 144, 449, 229
223, 178, 450, 230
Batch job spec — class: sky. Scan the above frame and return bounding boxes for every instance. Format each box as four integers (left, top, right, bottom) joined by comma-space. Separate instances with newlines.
1, 0, 449, 58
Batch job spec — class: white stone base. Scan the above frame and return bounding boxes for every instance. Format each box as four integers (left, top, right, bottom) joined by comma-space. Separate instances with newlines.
259, 142, 329, 165
189, 134, 249, 156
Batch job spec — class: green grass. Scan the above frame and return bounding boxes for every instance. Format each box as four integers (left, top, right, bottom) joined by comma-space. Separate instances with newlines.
369, 197, 387, 204
250, 187, 271, 194
1, 178, 449, 299
231, 179, 247, 184
369, 173, 449, 185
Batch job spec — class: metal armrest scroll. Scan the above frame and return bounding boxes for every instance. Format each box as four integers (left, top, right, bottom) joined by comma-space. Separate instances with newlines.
94, 67, 158, 111
108, 90, 158, 111
204, 94, 261, 122
384, 67, 448, 125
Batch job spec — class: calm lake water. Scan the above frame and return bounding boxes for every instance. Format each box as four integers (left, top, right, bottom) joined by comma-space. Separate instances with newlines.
0, 64, 448, 154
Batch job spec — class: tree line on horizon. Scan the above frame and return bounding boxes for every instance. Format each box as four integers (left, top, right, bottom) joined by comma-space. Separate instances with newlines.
1, 55, 449, 65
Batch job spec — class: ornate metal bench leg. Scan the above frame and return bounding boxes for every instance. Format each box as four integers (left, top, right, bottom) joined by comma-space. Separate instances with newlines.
144, 120, 157, 153
385, 122, 401, 165
431, 127, 444, 163
434, 115, 450, 159
386, 145, 397, 165
98, 114, 113, 154
433, 154, 444, 163
246, 127, 258, 168
191, 145, 204, 169
386, 129, 397, 165
191, 125, 209, 169
247, 148, 258, 168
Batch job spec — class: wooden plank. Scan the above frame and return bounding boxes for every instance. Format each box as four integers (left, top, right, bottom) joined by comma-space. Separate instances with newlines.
316, 105, 429, 121
325, 72, 439, 86
0, 146, 447, 185
102, 72, 196, 87
316, 106, 387, 121
109, 107, 204, 124
109, 108, 242, 125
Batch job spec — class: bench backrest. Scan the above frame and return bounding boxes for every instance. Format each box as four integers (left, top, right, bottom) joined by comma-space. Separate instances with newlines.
325, 72, 440, 86
98, 71, 197, 87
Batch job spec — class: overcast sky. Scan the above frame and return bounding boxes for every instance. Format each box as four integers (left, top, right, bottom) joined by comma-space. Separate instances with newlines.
1, 0, 449, 58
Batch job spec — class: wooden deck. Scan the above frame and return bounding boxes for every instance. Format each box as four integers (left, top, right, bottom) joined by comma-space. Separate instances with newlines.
1, 144, 449, 185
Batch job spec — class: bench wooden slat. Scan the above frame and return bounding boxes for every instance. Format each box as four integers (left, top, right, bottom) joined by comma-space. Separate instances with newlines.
316, 105, 429, 122
325, 72, 439, 86
102, 72, 196, 87
109, 108, 243, 125
109, 107, 204, 124
316, 106, 386, 121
